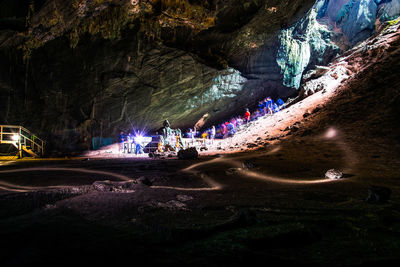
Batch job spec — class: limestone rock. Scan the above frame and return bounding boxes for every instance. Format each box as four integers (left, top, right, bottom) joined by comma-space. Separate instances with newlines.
178, 147, 199, 160
225, 168, 242, 175
242, 161, 255, 169
276, 6, 340, 89
157, 200, 188, 211
340, 0, 378, 45
325, 169, 343, 180
176, 195, 194, 202
92, 180, 137, 193
137, 177, 152, 186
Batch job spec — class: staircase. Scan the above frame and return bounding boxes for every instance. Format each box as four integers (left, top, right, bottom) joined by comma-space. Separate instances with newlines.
0, 125, 44, 158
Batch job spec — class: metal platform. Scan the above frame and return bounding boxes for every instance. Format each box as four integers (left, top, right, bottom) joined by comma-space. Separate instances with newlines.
0, 125, 44, 158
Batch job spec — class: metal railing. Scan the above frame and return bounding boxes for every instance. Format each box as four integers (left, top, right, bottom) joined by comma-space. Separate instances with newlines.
0, 125, 44, 157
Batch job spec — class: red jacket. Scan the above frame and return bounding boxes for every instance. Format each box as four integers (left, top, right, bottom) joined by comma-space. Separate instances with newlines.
244, 111, 250, 120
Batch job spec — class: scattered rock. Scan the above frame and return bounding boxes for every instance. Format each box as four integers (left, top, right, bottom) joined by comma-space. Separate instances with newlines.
44, 204, 57, 210
138, 176, 152, 186
92, 180, 137, 193
157, 200, 189, 211
289, 125, 300, 132
366, 186, 392, 204
225, 168, 242, 175
325, 169, 343, 180
312, 105, 322, 114
267, 135, 283, 141
247, 143, 258, 148
177, 147, 199, 159
242, 161, 255, 169
303, 111, 311, 118
176, 195, 194, 202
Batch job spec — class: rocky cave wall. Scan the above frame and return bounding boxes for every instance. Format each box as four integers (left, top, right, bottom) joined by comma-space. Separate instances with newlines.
0, 0, 399, 153
276, 0, 400, 90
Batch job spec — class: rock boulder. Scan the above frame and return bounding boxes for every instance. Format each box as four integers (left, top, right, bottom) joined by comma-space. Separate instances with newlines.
177, 147, 199, 160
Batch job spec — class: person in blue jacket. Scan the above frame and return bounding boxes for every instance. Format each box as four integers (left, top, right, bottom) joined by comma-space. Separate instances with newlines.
119, 131, 126, 153
227, 122, 235, 137
258, 100, 265, 115
134, 135, 144, 155
273, 102, 280, 113
265, 97, 273, 114
276, 98, 285, 108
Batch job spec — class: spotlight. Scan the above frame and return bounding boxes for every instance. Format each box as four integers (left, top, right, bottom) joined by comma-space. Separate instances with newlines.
11, 134, 20, 141
134, 135, 144, 144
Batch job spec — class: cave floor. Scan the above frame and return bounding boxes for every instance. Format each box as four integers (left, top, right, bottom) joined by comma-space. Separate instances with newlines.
1, 125, 399, 266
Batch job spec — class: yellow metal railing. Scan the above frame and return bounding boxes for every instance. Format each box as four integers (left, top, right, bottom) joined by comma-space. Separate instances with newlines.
0, 125, 44, 157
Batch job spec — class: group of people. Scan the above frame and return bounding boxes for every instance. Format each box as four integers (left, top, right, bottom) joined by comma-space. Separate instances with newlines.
257, 97, 285, 117
119, 120, 187, 155
116, 96, 286, 154
159, 119, 185, 152
185, 96, 286, 142
119, 131, 144, 154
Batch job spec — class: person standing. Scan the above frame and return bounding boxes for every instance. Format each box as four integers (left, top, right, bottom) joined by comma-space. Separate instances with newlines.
221, 123, 227, 139
266, 97, 273, 114
210, 125, 216, 144
227, 122, 235, 137
119, 131, 125, 154
191, 127, 196, 145
273, 102, 280, 113
258, 100, 265, 115
244, 108, 251, 123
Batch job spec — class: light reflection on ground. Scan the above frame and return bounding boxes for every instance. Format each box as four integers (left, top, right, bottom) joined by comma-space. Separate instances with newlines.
0, 130, 356, 193
0, 167, 132, 192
